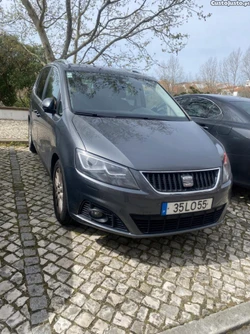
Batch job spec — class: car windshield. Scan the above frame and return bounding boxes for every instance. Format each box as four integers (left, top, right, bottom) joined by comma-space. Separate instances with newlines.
66, 71, 188, 121
230, 101, 250, 115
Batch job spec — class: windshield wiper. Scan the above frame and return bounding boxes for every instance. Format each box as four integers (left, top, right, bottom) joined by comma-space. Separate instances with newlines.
75, 111, 108, 117
114, 115, 151, 120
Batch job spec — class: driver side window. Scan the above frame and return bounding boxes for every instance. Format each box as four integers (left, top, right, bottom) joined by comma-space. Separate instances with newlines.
43, 68, 62, 116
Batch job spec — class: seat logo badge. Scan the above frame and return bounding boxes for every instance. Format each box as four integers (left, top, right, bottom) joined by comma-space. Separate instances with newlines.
181, 175, 194, 188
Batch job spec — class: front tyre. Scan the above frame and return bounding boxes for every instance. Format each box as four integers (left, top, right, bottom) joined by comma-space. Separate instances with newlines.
28, 121, 36, 153
53, 160, 72, 226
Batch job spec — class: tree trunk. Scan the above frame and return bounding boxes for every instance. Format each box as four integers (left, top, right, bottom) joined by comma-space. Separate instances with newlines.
21, 0, 55, 63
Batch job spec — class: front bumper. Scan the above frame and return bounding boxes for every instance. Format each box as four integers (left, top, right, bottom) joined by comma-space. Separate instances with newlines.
64, 166, 231, 238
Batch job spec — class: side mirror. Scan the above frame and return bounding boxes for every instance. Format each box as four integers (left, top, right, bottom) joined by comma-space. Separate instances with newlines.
42, 97, 56, 114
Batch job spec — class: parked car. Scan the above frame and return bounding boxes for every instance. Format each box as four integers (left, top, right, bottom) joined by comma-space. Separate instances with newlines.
175, 94, 250, 188
28, 60, 231, 237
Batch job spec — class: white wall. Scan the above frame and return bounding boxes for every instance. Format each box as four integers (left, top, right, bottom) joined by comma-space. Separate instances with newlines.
0, 107, 29, 121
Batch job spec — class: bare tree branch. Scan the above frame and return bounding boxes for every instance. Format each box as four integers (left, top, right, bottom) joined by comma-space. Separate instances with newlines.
39, 0, 47, 26
61, 0, 73, 58
67, 0, 178, 60
3, 0, 210, 66
20, 42, 46, 65
20, 0, 55, 61
43, 12, 67, 28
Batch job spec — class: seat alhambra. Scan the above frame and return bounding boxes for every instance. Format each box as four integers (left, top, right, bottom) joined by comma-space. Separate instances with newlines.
28, 60, 231, 237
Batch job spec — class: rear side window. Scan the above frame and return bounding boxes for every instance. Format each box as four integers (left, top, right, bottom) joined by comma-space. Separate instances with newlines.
36, 67, 51, 99
229, 101, 250, 116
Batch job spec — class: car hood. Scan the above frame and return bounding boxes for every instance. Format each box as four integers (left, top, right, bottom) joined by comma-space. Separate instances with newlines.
72, 116, 222, 170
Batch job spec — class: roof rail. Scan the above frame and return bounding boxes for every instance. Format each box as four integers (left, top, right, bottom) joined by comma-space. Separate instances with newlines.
131, 69, 141, 74
55, 59, 69, 64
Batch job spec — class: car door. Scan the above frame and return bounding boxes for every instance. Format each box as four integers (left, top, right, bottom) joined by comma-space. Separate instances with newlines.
37, 67, 62, 170
177, 97, 222, 137
31, 67, 51, 148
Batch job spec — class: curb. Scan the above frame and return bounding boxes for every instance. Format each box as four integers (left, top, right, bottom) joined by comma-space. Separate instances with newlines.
0, 138, 28, 144
0, 139, 28, 145
160, 302, 250, 334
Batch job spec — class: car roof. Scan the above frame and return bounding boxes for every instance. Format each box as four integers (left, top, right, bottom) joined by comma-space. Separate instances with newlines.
176, 94, 250, 103
50, 60, 155, 81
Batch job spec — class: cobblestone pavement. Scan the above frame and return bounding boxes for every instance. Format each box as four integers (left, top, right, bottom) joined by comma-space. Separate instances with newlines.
1, 145, 250, 334
231, 324, 250, 334
0, 121, 28, 141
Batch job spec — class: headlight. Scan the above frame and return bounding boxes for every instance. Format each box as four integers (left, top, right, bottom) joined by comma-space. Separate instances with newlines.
75, 149, 139, 189
215, 144, 231, 183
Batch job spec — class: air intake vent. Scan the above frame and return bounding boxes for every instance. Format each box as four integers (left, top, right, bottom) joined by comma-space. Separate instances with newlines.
131, 205, 225, 234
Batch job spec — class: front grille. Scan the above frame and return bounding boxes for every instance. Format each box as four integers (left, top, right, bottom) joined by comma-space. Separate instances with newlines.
131, 205, 225, 234
143, 169, 219, 193
80, 201, 128, 232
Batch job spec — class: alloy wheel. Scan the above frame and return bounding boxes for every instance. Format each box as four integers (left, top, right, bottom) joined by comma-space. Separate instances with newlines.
54, 167, 64, 214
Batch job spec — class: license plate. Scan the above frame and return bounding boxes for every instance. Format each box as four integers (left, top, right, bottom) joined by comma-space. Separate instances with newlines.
161, 198, 213, 216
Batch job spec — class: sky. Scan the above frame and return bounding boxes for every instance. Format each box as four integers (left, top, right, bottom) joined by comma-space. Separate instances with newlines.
1, 0, 250, 80
151, 0, 250, 79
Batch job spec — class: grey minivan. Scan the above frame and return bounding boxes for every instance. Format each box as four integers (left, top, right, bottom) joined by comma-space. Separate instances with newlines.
28, 60, 231, 237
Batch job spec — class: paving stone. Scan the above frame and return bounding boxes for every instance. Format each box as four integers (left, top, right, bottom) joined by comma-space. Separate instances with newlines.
0, 305, 15, 321
75, 312, 95, 328
53, 317, 71, 333
66, 275, 84, 289
28, 284, 45, 296
184, 303, 201, 316
31, 309, 48, 325
92, 319, 109, 334
70, 292, 87, 307
50, 296, 66, 313
24, 265, 41, 275
142, 296, 160, 310
4, 254, 20, 264
32, 323, 51, 334
10, 272, 23, 285
16, 296, 29, 307
159, 304, 179, 320
82, 298, 101, 315
113, 312, 132, 328
5, 287, 21, 302
107, 292, 124, 306
43, 263, 60, 275
26, 273, 43, 285
137, 306, 149, 322
121, 300, 139, 316
30, 296, 48, 311
92, 288, 108, 301
62, 304, 81, 321
0, 281, 14, 295
24, 256, 39, 266
6, 311, 26, 328
16, 321, 31, 334
103, 327, 125, 334
98, 305, 115, 322
66, 325, 85, 334
0, 265, 16, 278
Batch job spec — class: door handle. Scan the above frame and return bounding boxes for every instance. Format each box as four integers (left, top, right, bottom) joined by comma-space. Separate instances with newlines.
200, 124, 209, 130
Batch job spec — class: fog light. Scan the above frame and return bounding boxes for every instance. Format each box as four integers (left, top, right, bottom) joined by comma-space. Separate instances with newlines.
89, 208, 103, 218
89, 207, 108, 223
